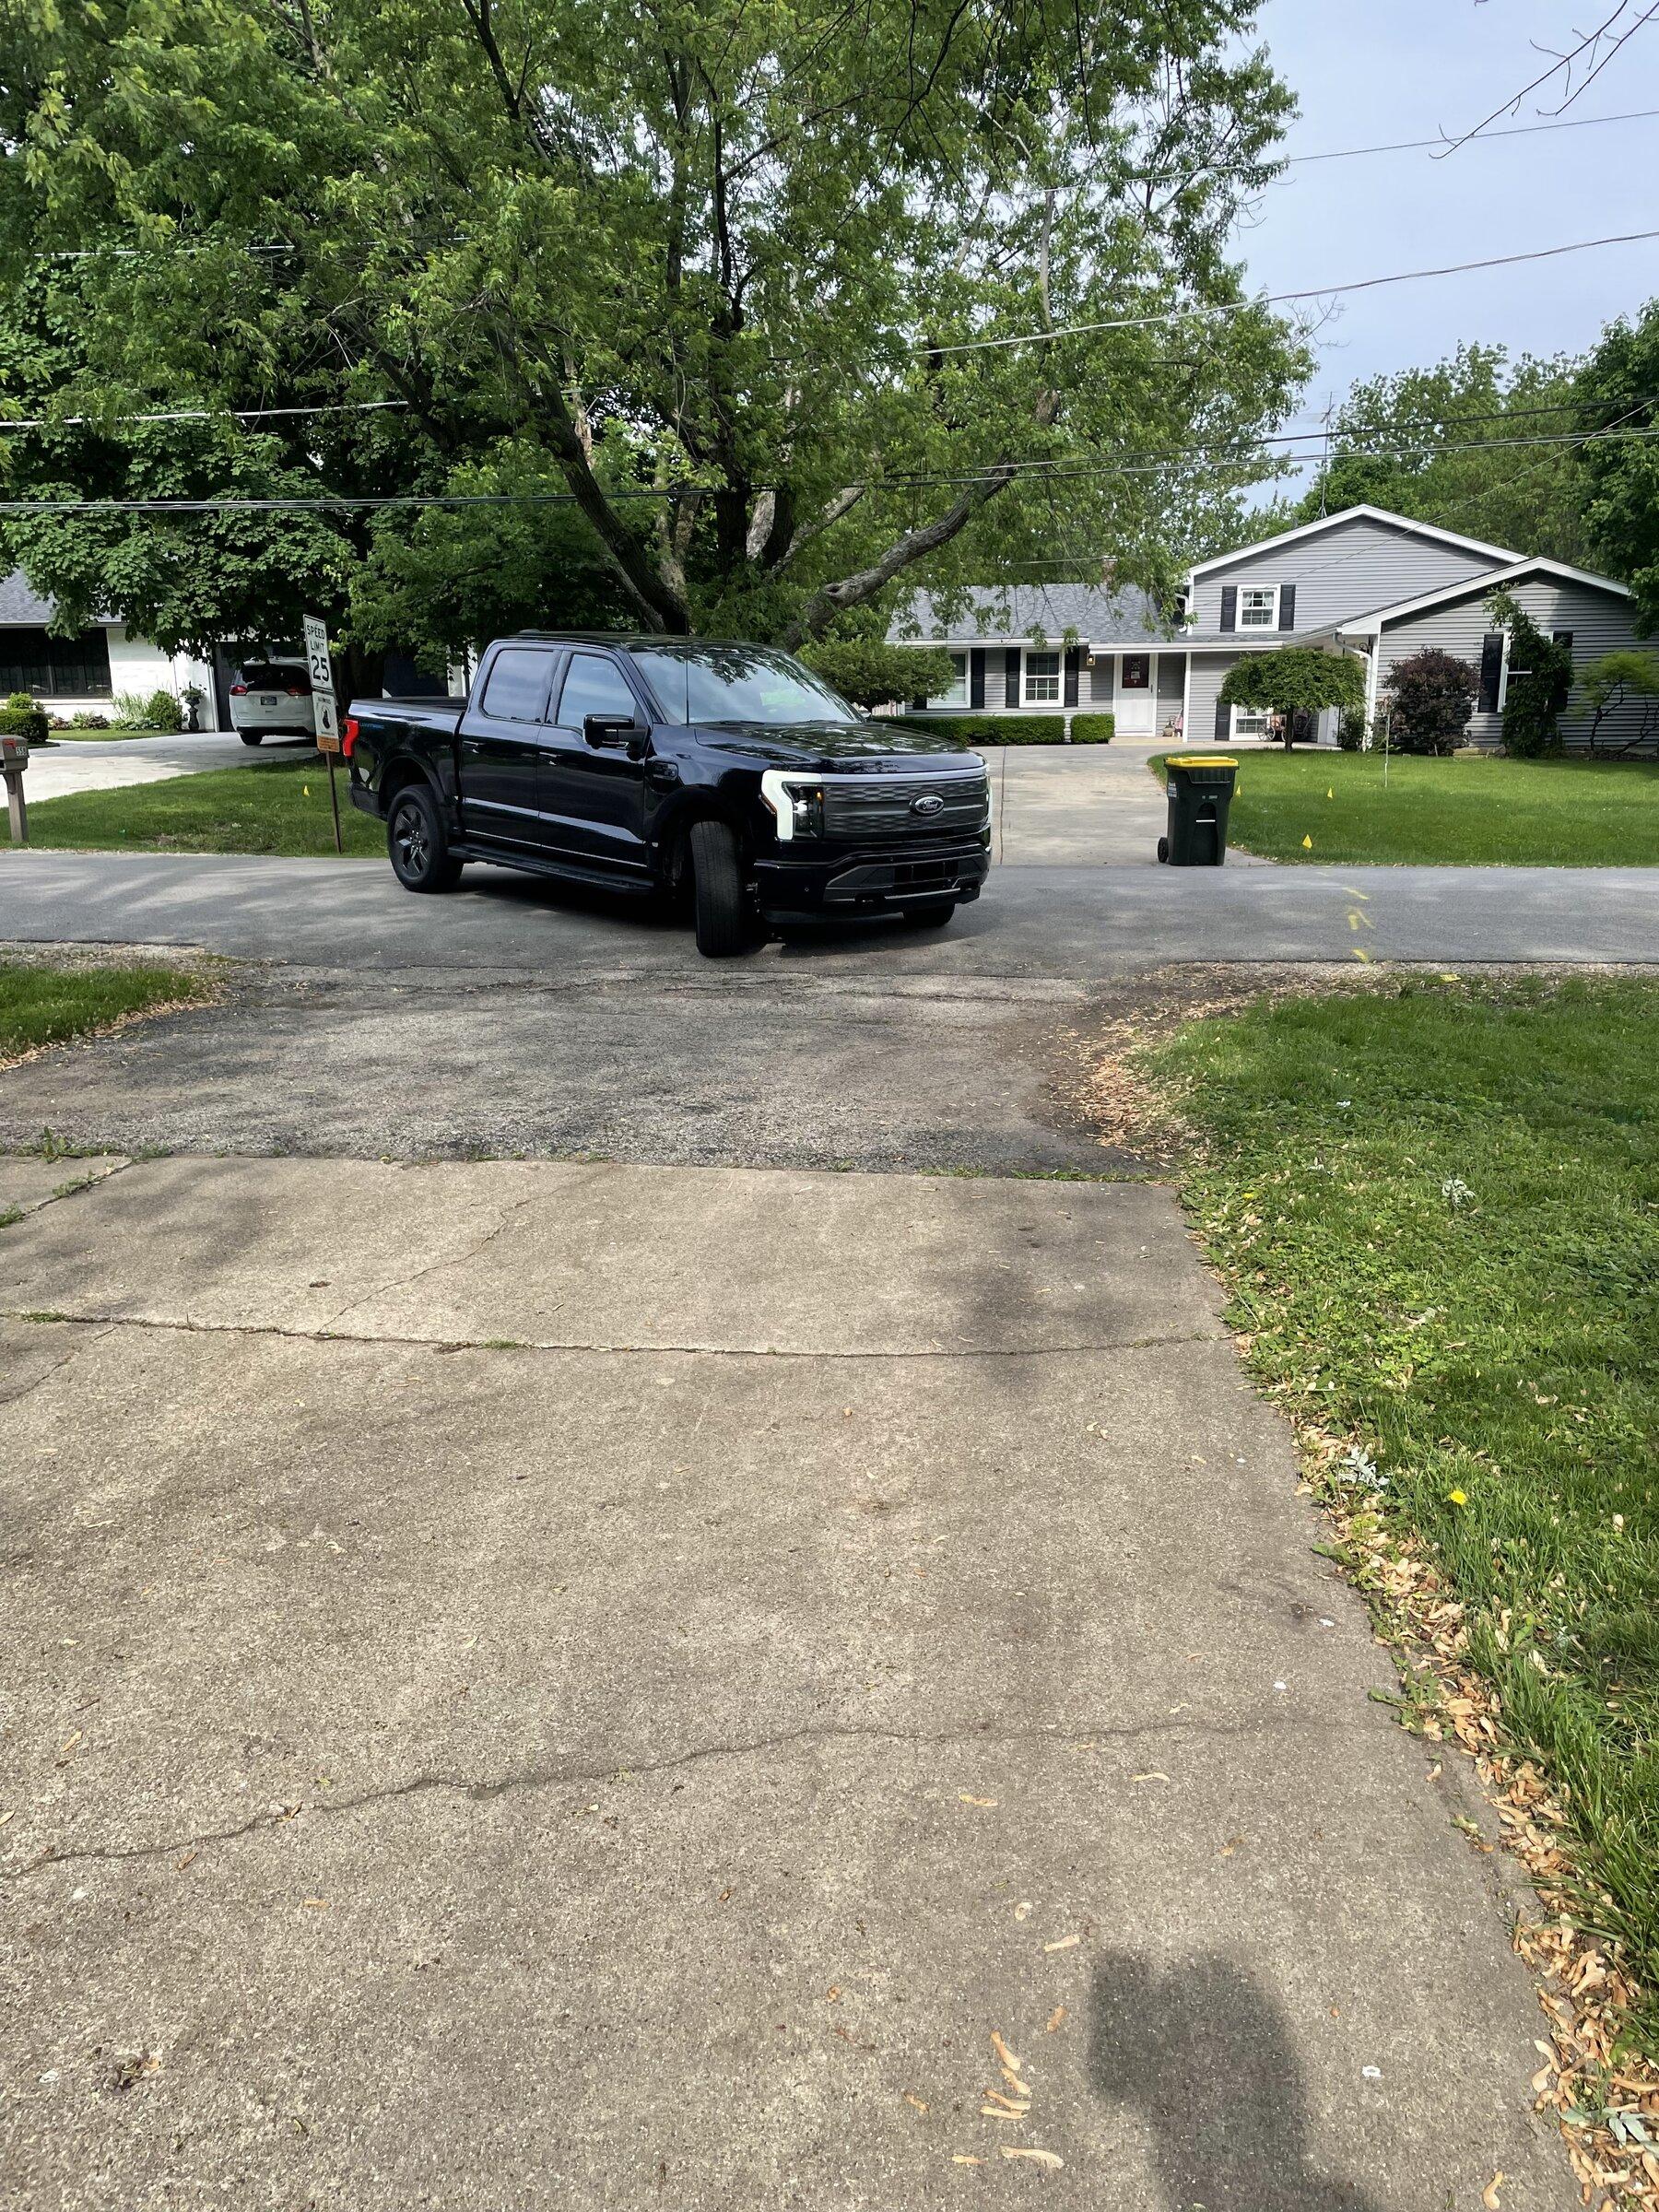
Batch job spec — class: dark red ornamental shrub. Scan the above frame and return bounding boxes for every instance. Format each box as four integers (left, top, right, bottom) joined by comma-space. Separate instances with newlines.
1383, 648, 1477, 756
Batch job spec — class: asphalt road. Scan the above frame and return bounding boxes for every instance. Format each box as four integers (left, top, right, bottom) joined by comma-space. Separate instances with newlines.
5, 848, 1657, 971
2, 851, 1653, 1168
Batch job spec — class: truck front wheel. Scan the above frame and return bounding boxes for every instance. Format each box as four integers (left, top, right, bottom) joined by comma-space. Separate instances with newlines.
387, 785, 462, 893
689, 818, 754, 958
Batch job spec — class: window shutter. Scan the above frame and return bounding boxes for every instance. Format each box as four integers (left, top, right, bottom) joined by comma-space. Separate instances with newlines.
1215, 695, 1230, 740
1218, 585, 1238, 633
970, 648, 986, 710
1004, 648, 1020, 708
1477, 632, 1504, 713
1089, 655, 1115, 703
1278, 584, 1296, 632
1063, 646, 1081, 707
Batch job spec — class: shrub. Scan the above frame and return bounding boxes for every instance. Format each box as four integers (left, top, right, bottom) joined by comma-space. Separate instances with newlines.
6, 690, 35, 712
1068, 712, 1114, 744
142, 688, 185, 734
1383, 647, 1477, 755
1488, 592, 1572, 759
799, 640, 955, 711
1335, 708, 1367, 751
891, 712, 1064, 745
111, 689, 154, 727
0, 698, 50, 747
68, 710, 111, 730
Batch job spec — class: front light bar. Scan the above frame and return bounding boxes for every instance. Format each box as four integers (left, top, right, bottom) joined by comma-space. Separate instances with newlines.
759, 769, 825, 841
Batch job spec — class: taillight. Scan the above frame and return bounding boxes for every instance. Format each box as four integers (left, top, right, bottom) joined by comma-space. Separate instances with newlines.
285, 686, 304, 698
342, 716, 359, 759
229, 683, 247, 696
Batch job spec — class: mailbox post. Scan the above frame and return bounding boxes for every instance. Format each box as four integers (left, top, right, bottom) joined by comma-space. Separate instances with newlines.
2, 730, 28, 845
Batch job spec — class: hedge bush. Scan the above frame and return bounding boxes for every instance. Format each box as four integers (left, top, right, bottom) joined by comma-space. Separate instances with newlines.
0, 696, 50, 747
893, 713, 1070, 745
1068, 712, 1114, 744
799, 639, 955, 710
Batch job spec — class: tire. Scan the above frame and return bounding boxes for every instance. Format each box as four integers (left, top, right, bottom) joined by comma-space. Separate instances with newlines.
900, 901, 957, 929
239, 733, 263, 747
1156, 835, 1170, 864
689, 818, 753, 957
387, 784, 463, 893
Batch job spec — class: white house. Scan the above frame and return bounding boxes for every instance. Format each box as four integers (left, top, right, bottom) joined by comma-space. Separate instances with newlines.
0, 570, 221, 727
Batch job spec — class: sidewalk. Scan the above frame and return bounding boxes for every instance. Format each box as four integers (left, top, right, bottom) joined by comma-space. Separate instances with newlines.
2, 1155, 1571, 2208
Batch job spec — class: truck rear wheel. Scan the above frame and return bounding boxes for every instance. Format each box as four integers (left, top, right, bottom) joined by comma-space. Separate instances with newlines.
689, 818, 753, 958
387, 785, 462, 893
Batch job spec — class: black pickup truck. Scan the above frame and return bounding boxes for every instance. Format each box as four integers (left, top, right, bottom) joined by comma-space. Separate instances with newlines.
344, 635, 991, 955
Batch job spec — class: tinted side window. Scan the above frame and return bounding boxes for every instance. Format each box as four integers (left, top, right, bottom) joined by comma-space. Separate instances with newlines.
557, 653, 638, 726
480, 648, 552, 723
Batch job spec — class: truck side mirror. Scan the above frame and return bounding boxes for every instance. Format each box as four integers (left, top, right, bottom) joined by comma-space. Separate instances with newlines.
584, 714, 649, 759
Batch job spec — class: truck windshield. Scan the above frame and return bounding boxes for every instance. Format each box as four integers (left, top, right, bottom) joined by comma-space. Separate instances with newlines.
630, 645, 855, 726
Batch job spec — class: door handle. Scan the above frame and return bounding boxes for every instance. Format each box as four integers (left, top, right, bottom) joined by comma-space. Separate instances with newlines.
645, 761, 680, 788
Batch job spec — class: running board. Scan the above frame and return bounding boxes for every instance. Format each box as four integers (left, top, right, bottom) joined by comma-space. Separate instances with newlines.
448, 844, 655, 898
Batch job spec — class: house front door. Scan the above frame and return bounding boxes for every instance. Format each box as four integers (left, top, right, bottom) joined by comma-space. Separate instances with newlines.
1115, 653, 1155, 735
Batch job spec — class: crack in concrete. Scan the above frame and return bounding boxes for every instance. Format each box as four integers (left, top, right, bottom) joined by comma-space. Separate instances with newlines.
0, 1309, 1228, 1361
315, 1174, 606, 1335
8, 1712, 1325, 1879
0, 1319, 117, 1406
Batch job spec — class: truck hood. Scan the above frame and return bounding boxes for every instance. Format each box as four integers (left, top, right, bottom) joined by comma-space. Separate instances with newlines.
691, 721, 980, 771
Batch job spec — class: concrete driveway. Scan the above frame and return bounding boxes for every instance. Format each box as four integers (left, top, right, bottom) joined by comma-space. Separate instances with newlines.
2, 1155, 1571, 2210
21, 730, 309, 806
982, 739, 1275, 866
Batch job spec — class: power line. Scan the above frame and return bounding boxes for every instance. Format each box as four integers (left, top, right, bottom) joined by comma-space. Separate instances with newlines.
0, 398, 410, 429
6, 421, 1659, 515
1256, 102, 1659, 170
921, 227, 1659, 358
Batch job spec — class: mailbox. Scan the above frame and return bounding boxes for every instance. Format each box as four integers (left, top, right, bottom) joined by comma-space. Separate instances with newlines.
0, 731, 29, 770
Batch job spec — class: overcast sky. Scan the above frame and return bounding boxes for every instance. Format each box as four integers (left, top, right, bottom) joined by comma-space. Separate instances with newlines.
1241, 0, 1659, 453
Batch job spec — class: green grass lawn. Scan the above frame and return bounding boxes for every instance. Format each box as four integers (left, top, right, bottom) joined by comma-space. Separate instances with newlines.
18, 757, 382, 857
1151, 748, 1659, 865
0, 957, 215, 1063
1139, 975, 1659, 2038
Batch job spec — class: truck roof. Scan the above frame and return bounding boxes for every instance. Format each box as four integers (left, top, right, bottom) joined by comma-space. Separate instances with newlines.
506, 632, 782, 650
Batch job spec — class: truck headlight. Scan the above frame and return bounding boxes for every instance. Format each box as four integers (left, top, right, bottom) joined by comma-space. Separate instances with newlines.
760, 770, 825, 841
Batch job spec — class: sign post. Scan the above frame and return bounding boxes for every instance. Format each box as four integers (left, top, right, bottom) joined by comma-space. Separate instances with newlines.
303, 614, 344, 854
2, 730, 28, 844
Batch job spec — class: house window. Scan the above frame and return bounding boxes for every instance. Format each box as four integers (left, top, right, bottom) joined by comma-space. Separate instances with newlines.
0, 625, 113, 698
929, 652, 969, 709
1024, 650, 1061, 702
1231, 704, 1271, 737
1238, 588, 1277, 629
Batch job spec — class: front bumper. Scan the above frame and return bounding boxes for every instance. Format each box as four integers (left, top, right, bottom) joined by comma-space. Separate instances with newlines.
753, 836, 990, 918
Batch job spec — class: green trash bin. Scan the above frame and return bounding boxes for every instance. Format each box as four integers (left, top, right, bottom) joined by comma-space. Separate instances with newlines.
1158, 753, 1238, 866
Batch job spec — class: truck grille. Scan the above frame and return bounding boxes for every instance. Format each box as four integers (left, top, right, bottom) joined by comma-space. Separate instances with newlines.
821, 773, 989, 841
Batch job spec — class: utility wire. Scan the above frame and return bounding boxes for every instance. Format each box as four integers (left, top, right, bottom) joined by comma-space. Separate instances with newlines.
6, 423, 1659, 515
24, 102, 1659, 260
921, 227, 1659, 357
0, 398, 410, 429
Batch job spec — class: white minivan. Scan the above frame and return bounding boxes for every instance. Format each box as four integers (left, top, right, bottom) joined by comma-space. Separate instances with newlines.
229, 660, 318, 745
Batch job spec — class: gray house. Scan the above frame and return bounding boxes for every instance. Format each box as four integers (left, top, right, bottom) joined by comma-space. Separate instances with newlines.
892, 506, 1659, 749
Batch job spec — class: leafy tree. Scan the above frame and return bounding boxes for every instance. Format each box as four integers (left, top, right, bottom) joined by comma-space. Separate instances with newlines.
1219, 647, 1363, 746
797, 640, 953, 710
1486, 590, 1573, 759
1382, 647, 1477, 756
1579, 298, 1659, 629
1292, 344, 1594, 565
1575, 648, 1659, 753
347, 445, 635, 674
0, 0, 1307, 654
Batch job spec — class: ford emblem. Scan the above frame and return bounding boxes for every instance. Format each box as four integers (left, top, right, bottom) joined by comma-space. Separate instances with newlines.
911, 793, 945, 817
